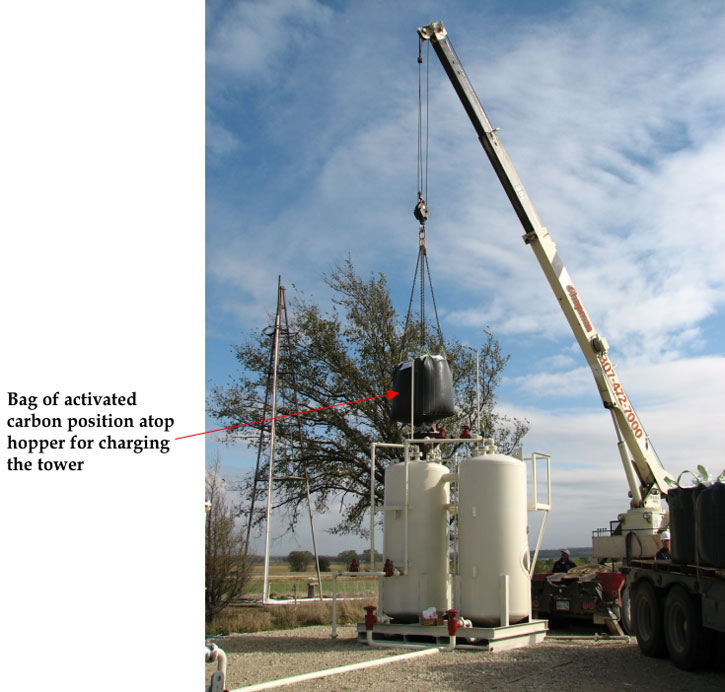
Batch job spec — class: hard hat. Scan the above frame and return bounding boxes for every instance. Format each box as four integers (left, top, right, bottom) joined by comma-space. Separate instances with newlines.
560, 548, 570, 555
660, 530, 671, 540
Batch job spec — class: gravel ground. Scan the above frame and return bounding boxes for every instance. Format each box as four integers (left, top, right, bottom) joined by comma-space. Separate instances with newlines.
206, 625, 725, 691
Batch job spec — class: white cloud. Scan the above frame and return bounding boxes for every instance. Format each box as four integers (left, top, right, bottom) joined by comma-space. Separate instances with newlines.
413, 5, 725, 361
206, 0, 333, 82
206, 118, 242, 158
498, 352, 725, 546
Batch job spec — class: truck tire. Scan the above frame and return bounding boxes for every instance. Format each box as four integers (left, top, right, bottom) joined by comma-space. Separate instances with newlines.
664, 585, 714, 670
619, 585, 632, 635
632, 580, 666, 657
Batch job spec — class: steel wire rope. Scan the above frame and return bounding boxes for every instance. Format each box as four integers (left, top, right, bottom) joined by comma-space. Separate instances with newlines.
416, 38, 430, 206
417, 38, 424, 200
425, 37, 430, 204
402, 38, 446, 359
400, 249, 422, 360
424, 251, 446, 355
420, 241, 426, 349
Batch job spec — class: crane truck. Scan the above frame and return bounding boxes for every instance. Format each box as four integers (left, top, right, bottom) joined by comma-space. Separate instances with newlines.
418, 21, 725, 669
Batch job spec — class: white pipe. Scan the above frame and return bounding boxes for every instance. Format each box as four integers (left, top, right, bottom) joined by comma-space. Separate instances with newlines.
531, 450, 538, 506
370, 443, 376, 573
454, 454, 460, 580
410, 437, 484, 445
378, 574, 383, 618
370, 442, 407, 576
403, 439, 410, 574
230, 647, 440, 692
330, 571, 386, 639
331, 572, 337, 639
364, 623, 438, 650
262, 282, 283, 604
546, 634, 631, 641
500, 574, 510, 627
528, 509, 549, 579
475, 348, 481, 437
546, 454, 552, 506
215, 648, 227, 682
410, 358, 415, 440
205, 644, 227, 685
368, 638, 441, 650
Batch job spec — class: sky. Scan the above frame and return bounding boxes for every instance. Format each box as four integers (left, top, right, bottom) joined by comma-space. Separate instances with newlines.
205, 0, 725, 557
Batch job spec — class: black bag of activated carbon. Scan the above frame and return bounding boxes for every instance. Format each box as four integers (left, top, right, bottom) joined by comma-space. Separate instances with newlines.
391, 354, 454, 425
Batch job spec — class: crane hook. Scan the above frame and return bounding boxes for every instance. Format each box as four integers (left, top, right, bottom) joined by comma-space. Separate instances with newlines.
414, 192, 430, 224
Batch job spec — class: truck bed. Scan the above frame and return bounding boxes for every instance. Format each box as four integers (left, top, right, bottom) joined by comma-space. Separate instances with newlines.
624, 559, 725, 634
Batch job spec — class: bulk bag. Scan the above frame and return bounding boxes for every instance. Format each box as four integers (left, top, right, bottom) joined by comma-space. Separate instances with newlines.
667, 484, 705, 565
391, 354, 455, 425
696, 481, 725, 568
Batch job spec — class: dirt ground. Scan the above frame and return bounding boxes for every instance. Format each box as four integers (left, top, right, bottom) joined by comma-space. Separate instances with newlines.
206, 625, 725, 692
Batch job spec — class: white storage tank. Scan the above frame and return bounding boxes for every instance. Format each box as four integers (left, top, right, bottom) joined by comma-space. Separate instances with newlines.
382, 458, 451, 622
457, 453, 531, 626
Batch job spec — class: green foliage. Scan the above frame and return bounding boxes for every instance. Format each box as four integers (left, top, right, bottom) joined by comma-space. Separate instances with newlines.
287, 550, 314, 572
209, 259, 528, 537
336, 549, 359, 565
360, 548, 382, 565
318, 556, 331, 572
534, 558, 555, 574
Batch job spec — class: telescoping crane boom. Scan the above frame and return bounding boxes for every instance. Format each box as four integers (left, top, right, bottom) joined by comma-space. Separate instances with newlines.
418, 21, 676, 559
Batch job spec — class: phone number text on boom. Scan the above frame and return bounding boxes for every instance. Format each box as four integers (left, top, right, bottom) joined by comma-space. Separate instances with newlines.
598, 353, 644, 439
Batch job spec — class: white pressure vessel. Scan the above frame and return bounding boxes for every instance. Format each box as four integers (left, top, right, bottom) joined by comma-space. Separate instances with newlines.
457, 453, 531, 626
382, 459, 451, 622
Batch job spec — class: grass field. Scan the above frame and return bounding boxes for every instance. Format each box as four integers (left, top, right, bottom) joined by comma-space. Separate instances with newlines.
239, 556, 596, 600
242, 562, 379, 601
207, 561, 378, 635
208, 556, 600, 635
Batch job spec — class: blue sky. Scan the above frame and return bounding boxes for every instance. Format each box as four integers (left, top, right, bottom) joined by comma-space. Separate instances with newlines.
206, 0, 725, 555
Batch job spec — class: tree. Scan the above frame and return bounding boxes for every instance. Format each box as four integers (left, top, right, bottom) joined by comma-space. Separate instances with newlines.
360, 548, 383, 565
318, 556, 331, 572
287, 550, 314, 572
205, 457, 252, 623
209, 259, 528, 538
336, 549, 359, 565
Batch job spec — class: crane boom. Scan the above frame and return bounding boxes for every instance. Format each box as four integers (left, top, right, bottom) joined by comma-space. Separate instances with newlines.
418, 21, 675, 555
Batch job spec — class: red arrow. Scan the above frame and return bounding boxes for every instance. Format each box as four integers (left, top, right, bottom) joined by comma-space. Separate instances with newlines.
175, 390, 399, 440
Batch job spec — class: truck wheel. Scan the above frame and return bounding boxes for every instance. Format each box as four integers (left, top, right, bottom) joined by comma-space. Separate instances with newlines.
619, 585, 632, 635
632, 580, 666, 657
664, 585, 713, 670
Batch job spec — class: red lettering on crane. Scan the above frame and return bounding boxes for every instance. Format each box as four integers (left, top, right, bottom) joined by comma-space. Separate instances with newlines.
566, 285, 593, 332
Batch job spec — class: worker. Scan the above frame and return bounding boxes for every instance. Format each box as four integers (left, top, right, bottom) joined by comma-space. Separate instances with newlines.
552, 548, 576, 573
655, 530, 671, 560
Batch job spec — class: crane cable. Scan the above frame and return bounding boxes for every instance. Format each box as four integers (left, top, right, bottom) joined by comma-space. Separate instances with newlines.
417, 37, 429, 205
401, 38, 445, 360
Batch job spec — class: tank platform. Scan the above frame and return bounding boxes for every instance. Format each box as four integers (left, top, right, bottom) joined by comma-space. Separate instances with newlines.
356, 619, 548, 651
